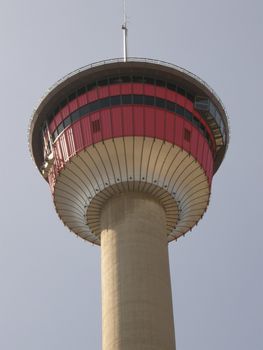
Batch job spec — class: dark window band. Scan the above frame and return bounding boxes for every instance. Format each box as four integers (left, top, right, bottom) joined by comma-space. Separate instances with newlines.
48, 76, 195, 122
51, 94, 213, 149
46, 75, 226, 147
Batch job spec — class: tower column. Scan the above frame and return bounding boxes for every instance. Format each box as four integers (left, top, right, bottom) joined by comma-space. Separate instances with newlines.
100, 192, 176, 350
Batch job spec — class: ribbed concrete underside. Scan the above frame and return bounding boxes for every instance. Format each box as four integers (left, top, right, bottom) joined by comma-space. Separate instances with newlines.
101, 193, 176, 350
53, 137, 210, 243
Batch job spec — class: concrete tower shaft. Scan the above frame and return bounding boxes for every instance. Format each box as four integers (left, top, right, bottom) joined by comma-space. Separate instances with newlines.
101, 193, 175, 350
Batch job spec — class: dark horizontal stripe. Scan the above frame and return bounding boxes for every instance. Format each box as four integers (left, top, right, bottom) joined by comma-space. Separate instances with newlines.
52, 94, 213, 148
49, 76, 195, 118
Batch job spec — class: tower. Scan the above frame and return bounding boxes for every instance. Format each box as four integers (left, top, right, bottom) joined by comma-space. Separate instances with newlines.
29, 58, 229, 350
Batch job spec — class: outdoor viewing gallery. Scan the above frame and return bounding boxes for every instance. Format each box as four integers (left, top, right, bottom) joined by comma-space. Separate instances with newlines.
29, 58, 229, 350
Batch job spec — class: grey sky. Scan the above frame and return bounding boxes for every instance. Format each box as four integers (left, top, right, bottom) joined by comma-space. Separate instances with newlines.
0, 0, 262, 349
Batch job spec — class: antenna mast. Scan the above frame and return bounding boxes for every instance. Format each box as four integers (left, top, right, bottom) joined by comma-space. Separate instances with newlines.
122, 0, 128, 62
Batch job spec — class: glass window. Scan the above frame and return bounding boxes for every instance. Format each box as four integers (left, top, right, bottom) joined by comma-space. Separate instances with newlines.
54, 106, 60, 115
77, 86, 86, 96
111, 95, 121, 106
132, 76, 144, 83
185, 110, 192, 122
80, 104, 89, 116
98, 79, 108, 86
86, 82, 96, 91
167, 82, 177, 92
186, 92, 195, 102
100, 98, 110, 108
48, 114, 53, 122
109, 76, 121, 84
144, 95, 154, 105
200, 123, 205, 132
71, 109, 80, 122
134, 95, 144, 104
64, 116, 71, 128
53, 129, 58, 140
120, 76, 131, 83
89, 100, 100, 112
176, 105, 184, 116
215, 110, 221, 125
156, 97, 165, 108
167, 100, 176, 112
60, 99, 67, 109
209, 103, 217, 118
156, 79, 165, 87
144, 77, 155, 85
193, 116, 199, 127
122, 95, 132, 104
68, 92, 76, 102
195, 96, 210, 111
177, 87, 185, 96
57, 122, 64, 134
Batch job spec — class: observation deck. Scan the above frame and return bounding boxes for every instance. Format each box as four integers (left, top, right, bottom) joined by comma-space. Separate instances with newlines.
29, 58, 229, 243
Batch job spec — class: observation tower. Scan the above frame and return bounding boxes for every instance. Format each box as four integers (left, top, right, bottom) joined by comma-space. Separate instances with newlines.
29, 57, 229, 350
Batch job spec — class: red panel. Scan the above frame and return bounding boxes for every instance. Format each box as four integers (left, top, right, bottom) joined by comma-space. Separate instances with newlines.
87, 89, 98, 102
166, 90, 177, 102
80, 117, 92, 148
72, 122, 84, 152
98, 86, 108, 99
122, 106, 133, 136
111, 107, 123, 137
190, 127, 199, 160
100, 109, 112, 140
144, 84, 155, 96
77, 93, 87, 107
197, 134, 204, 165
109, 84, 120, 96
54, 112, 63, 127
175, 117, 184, 147
183, 122, 191, 153
49, 119, 56, 133
144, 107, 155, 138
176, 95, 185, 107
155, 86, 166, 98
165, 112, 175, 144
68, 99, 78, 114
121, 84, 132, 95
61, 105, 70, 120
185, 100, 193, 113
155, 110, 165, 140
133, 106, 144, 136
50, 83, 217, 183
132, 83, 143, 94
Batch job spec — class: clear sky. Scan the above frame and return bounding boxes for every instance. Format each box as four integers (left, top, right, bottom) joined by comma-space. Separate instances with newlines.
0, 0, 262, 349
